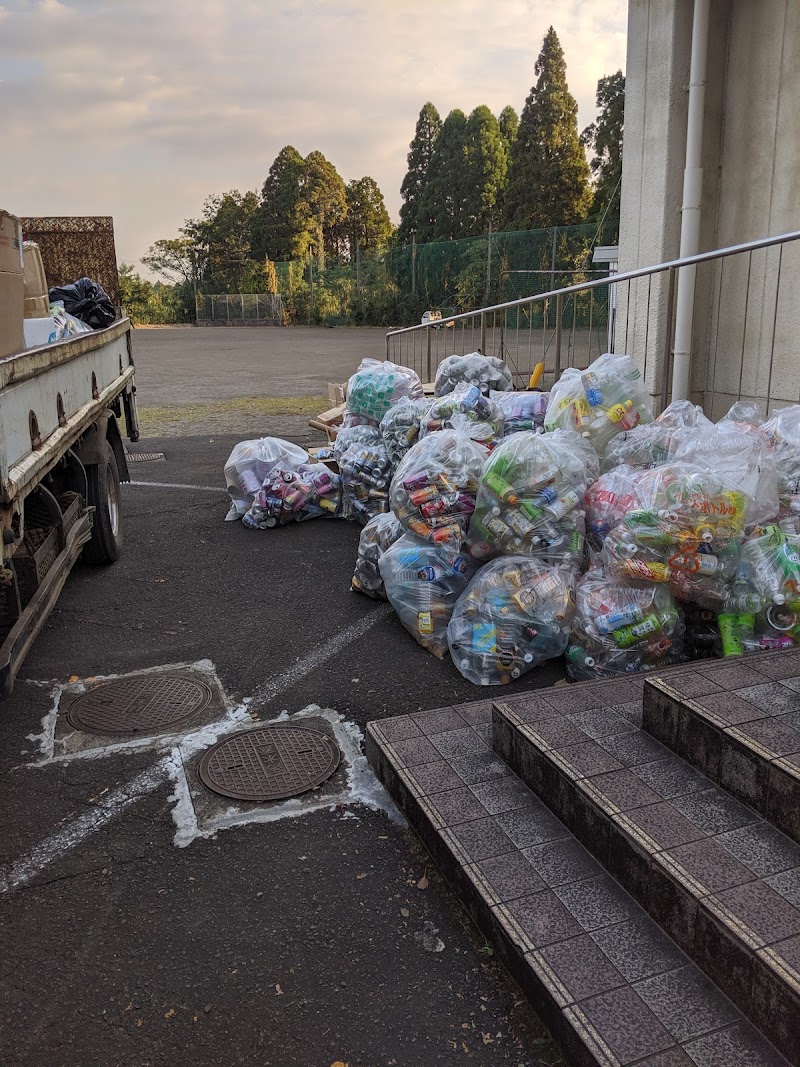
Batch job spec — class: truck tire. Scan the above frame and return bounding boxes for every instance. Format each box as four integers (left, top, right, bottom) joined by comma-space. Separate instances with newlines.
82, 441, 122, 564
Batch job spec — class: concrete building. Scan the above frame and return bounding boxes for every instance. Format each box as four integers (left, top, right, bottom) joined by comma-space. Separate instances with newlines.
617, 0, 799, 415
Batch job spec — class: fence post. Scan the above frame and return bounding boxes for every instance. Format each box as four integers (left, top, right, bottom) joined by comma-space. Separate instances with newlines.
661, 266, 677, 410
480, 312, 487, 354
555, 293, 563, 379
426, 327, 432, 382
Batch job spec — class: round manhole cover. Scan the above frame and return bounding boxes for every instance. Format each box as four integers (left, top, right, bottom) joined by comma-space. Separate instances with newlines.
66, 674, 212, 735
198, 724, 341, 802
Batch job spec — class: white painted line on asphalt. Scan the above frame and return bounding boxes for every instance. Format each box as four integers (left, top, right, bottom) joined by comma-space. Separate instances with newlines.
127, 480, 225, 492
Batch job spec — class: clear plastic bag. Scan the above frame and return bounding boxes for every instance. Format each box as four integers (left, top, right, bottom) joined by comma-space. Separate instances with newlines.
224, 437, 309, 519
390, 429, 487, 548
467, 429, 597, 568
379, 397, 431, 468
379, 534, 476, 657
740, 525, 800, 613
346, 359, 423, 422
50, 300, 93, 340
492, 390, 549, 436
585, 465, 644, 551
333, 424, 383, 464
420, 384, 504, 446
566, 569, 685, 680
340, 439, 393, 525
351, 512, 404, 599
544, 353, 653, 454
763, 404, 800, 516
434, 352, 513, 396
447, 557, 575, 685
242, 462, 341, 528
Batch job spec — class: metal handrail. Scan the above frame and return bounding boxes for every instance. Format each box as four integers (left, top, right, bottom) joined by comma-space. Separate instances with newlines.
386, 229, 800, 339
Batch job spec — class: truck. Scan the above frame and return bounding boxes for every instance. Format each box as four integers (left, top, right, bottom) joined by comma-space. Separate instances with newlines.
0, 318, 139, 697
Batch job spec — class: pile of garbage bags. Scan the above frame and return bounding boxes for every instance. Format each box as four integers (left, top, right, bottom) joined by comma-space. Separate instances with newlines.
434, 352, 513, 396
420, 385, 504, 447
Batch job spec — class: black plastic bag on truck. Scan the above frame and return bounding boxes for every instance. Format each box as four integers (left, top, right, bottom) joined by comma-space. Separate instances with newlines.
48, 277, 116, 329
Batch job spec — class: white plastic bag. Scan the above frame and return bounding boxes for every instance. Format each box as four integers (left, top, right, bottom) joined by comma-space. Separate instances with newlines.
224, 437, 309, 519
346, 359, 423, 422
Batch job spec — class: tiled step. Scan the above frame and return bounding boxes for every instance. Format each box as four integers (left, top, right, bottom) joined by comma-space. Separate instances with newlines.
642, 652, 800, 846
492, 682, 800, 1066
366, 702, 789, 1067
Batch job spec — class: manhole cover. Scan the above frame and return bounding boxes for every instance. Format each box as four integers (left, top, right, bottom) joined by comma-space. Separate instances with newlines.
66, 674, 212, 735
198, 724, 341, 802
126, 452, 166, 462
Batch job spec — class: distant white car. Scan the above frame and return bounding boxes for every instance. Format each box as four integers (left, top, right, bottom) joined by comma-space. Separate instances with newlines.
421, 309, 454, 329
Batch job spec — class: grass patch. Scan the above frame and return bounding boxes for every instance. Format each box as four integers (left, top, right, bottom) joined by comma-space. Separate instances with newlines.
138, 394, 328, 432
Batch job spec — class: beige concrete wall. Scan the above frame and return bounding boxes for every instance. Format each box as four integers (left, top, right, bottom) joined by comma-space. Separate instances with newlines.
617, 0, 799, 416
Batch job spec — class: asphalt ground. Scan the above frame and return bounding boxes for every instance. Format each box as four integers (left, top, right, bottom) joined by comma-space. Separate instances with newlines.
0, 422, 566, 1067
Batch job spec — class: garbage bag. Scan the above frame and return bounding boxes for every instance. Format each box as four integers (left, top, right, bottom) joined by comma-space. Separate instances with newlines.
49, 300, 92, 340
601, 399, 712, 473
379, 534, 476, 658
420, 384, 504, 446
224, 437, 309, 519
351, 512, 404, 599
346, 359, 423, 422
339, 439, 393, 525
544, 353, 653, 454
242, 462, 341, 528
448, 557, 575, 685
434, 352, 513, 396
379, 397, 431, 468
566, 569, 685, 681
390, 429, 487, 548
48, 277, 115, 329
333, 423, 383, 464
763, 404, 800, 516
467, 429, 597, 568
585, 465, 644, 551
492, 390, 549, 436
740, 525, 800, 613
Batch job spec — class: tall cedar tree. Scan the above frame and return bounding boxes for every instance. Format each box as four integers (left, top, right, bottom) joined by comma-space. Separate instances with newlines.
252, 145, 307, 260
503, 27, 591, 230
463, 106, 509, 235
498, 106, 519, 148
416, 109, 468, 241
346, 177, 393, 256
296, 150, 348, 263
397, 102, 442, 242
581, 70, 625, 226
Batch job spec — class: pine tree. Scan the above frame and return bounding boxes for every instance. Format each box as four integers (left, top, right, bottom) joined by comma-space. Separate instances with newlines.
416, 109, 468, 241
503, 27, 591, 230
397, 102, 442, 243
252, 146, 307, 261
462, 106, 509, 235
581, 70, 625, 228
346, 177, 393, 256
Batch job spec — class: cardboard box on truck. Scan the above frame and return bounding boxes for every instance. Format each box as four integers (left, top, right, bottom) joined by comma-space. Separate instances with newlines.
0, 210, 24, 358
23, 241, 49, 318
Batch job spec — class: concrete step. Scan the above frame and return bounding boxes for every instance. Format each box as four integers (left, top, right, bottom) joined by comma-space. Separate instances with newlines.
366, 700, 789, 1067
641, 651, 800, 847
492, 680, 800, 1066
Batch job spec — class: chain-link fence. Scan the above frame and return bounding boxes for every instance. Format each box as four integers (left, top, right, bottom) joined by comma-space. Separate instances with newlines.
195, 293, 284, 326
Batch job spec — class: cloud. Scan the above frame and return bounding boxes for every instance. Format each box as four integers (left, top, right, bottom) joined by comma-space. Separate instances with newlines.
0, 0, 626, 270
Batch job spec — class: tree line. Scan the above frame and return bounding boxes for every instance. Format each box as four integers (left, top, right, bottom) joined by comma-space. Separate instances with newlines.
121, 25, 623, 324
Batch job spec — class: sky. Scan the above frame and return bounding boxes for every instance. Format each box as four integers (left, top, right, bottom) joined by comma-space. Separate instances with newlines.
0, 0, 627, 274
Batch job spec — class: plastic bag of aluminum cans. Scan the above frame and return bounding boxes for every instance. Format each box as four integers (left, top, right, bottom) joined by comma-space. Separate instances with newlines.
467, 429, 598, 568
379, 534, 477, 657
390, 429, 487, 548
224, 437, 310, 520
565, 568, 685, 681
492, 390, 549, 436
351, 512, 404, 599
345, 358, 424, 423
340, 439, 393, 525
434, 352, 513, 396
333, 423, 382, 462
448, 557, 575, 685
242, 462, 341, 529
545, 353, 653, 455
420, 384, 504, 447
379, 396, 432, 468
601, 399, 712, 474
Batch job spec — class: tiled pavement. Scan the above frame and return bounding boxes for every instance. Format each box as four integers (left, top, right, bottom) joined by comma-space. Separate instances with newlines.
366, 652, 800, 1067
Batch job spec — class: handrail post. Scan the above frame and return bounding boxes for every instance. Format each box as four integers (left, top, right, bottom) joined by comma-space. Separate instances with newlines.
555, 294, 563, 378
480, 312, 486, 355
426, 326, 432, 382
661, 266, 677, 411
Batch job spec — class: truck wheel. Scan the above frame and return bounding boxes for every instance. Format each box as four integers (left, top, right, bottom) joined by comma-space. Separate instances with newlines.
83, 442, 122, 564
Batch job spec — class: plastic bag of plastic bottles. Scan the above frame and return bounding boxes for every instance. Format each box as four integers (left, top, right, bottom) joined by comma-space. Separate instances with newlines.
602, 463, 747, 605
434, 352, 513, 396
656, 399, 712, 429
224, 437, 309, 520
601, 399, 712, 473
346, 359, 423, 422
544, 353, 653, 454
763, 404, 800, 516
740, 524, 800, 613
351, 512, 404, 599
467, 429, 597, 568
242, 462, 341, 528
566, 569, 685, 680
340, 439, 393, 525
492, 390, 549, 436
390, 429, 487, 547
420, 384, 504, 446
585, 465, 644, 551
379, 397, 431, 468
379, 535, 476, 657
448, 557, 574, 685
667, 415, 778, 528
